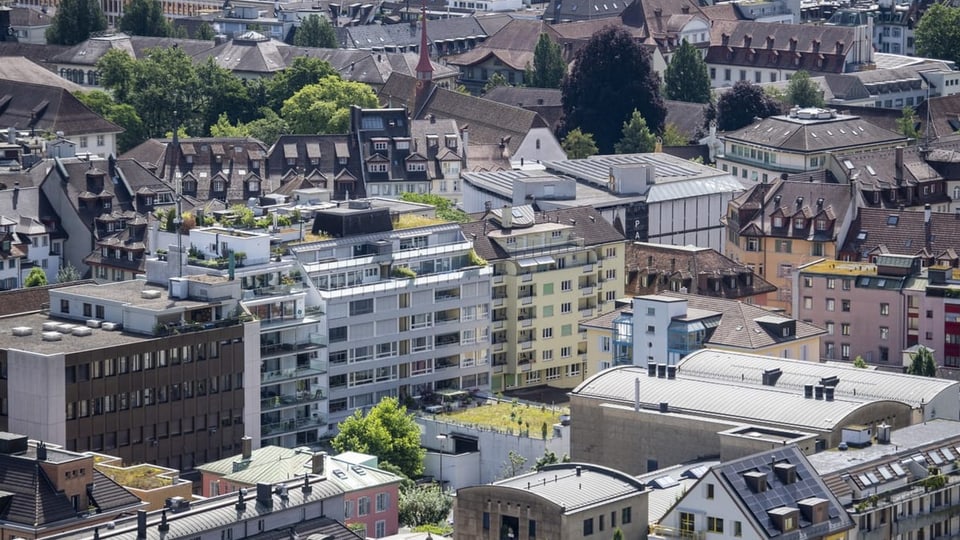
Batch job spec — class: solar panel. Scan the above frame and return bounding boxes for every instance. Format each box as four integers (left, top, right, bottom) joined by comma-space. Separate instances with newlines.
878, 466, 893, 481
651, 476, 679, 489
866, 472, 880, 484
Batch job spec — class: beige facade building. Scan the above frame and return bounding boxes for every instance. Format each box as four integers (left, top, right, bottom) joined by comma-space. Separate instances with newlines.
462, 205, 626, 392
454, 462, 649, 540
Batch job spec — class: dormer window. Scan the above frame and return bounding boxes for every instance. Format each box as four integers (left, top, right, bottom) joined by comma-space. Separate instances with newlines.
407, 162, 427, 172
816, 218, 828, 230
773, 216, 784, 228
373, 141, 388, 151
368, 163, 388, 173
248, 180, 260, 192
103, 200, 111, 209
213, 180, 225, 192
338, 156, 348, 165
2, 240, 9, 252
793, 217, 804, 229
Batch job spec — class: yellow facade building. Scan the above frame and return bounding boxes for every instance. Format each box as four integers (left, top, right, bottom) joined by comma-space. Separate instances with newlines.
462, 205, 626, 392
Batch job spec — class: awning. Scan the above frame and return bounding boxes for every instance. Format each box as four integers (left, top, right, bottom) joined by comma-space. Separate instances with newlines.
283, 144, 298, 158
516, 258, 539, 268
535, 256, 555, 265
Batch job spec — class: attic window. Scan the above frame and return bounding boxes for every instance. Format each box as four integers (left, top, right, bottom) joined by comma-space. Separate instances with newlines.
793, 217, 804, 229
773, 216, 784, 228
886, 215, 899, 226
816, 219, 827, 230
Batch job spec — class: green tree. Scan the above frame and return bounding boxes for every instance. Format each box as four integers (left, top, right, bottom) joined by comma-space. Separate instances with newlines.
664, 40, 711, 104
96, 49, 136, 103
533, 449, 570, 471
245, 109, 289, 146
661, 123, 689, 146
786, 70, 824, 108
293, 14, 338, 48
908, 346, 937, 377
502, 450, 527, 478
267, 57, 338, 112
614, 110, 657, 154
915, 3, 960, 66
75, 90, 147, 152
483, 72, 510, 93
195, 22, 215, 40
24, 267, 48, 287
399, 193, 469, 223
896, 106, 920, 139
332, 397, 425, 478
562, 26, 666, 154
281, 76, 379, 134
46, 0, 106, 45
398, 485, 453, 528
196, 57, 255, 133
853, 356, 868, 368
716, 81, 782, 131
57, 262, 82, 284
528, 33, 566, 89
613, 528, 624, 540
562, 128, 598, 159
119, 0, 171, 37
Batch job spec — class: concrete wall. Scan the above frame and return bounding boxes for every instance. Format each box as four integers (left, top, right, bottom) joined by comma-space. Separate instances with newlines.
7, 350, 67, 444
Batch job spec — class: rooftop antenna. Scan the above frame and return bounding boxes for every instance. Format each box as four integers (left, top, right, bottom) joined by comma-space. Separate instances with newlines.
168, 96, 184, 278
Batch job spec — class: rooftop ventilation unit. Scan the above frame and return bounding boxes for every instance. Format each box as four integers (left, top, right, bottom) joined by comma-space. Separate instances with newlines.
11, 327, 32, 336
42, 332, 62, 341
72, 327, 92, 337
101, 322, 121, 331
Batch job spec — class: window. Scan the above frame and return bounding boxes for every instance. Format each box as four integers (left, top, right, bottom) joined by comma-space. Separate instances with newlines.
826, 298, 835, 312
375, 521, 386, 538
542, 328, 553, 339
842, 279, 851, 291
880, 327, 889, 340
775, 240, 792, 253
680, 512, 695, 534
344, 500, 353, 518
746, 238, 759, 251
376, 492, 389, 512
803, 297, 813, 310
803, 277, 813, 288
60, 299, 69, 313
583, 518, 594, 536
706, 483, 715, 499
79, 136, 88, 148
826, 321, 834, 335
621, 507, 632, 524
543, 283, 554, 295
842, 299, 851, 312
350, 298, 374, 316
561, 302, 572, 314
734, 521, 743, 537
358, 496, 370, 516
880, 303, 889, 316
561, 280, 572, 291
826, 278, 835, 289
708, 517, 724, 533
841, 343, 851, 360
841, 323, 850, 336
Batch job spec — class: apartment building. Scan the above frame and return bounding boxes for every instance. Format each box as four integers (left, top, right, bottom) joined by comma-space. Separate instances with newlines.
724, 179, 857, 312
716, 108, 907, 184
0, 277, 260, 472
291, 201, 492, 424
147, 226, 329, 449
794, 255, 922, 365
462, 205, 626, 392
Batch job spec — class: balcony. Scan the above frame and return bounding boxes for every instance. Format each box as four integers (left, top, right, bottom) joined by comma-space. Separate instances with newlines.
493, 274, 505, 285
582, 265, 594, 273
435, 355, 460, 370
493, 342, 505, 352
493, 319, 506, 330
520, 339, 534, 350
580, 308, 594, 318
260, 359, 327, 384
260, 390, 326, 412
521, 296, 534, 306
493, 297, 506, 307
581, 286, 594, 296
260, 334, 327, 358
435, 332, 461, 349
520, 318, 533, 327
521, 273, 533, 282
648, 525, 705, 540
260, 414, 325, 437
435, 309, 460, 326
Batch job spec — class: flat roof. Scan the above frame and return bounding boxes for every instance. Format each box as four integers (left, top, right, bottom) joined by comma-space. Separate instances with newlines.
492, 463, 645, 512
0, 312, 164, 354
801, 259, 879, 276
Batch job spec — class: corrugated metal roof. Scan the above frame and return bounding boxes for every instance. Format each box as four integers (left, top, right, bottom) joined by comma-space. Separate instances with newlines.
571, 365, 871, 432
493, 463, 645, 512
676, 349, 958, 408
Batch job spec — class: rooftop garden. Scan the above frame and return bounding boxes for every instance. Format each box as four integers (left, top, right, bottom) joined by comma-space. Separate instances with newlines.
439, 399, 568, 439
95, 460, 177, 491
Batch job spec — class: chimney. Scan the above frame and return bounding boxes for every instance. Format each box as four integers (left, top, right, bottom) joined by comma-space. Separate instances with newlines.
256, 483, 273, 507
721, 33, 729, 46
634, 377, 641, 411
762, 368, 782, 386
804, 384, 814, 398
812, 39, 820, 53
136, 510, 148, 540
824, 386, 835, 401
241, 436, 252, 460
235, 489, 246, 511
575, 466, 582, 476
814, 385, 824, 400
312, 451, 327, 475
895, 146, 904, 185
774, 462, 797, 485
835, 40, 844, 55
925, 203, 932, 224
659, 402, 669, 413
36, 441, 47, 461
666, 365, 677, 379
657, 363, 667, 378
743, 34, 752, 47
501, 205, 513, 228
647, 362, 657, 377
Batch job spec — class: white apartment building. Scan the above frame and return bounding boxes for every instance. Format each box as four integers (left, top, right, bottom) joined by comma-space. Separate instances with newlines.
291, 201, 492, 425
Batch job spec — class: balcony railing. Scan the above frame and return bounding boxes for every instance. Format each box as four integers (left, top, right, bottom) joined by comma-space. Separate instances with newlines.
260, 414, 325, 437
260, 390, 326, 411
261, 334, 327, 357
649, 525, 705, 540
260, 360, 328, 384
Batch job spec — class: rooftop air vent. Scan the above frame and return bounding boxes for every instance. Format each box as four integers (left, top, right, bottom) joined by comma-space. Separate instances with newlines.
11, 327, 32, 336
101, 322, 121, 331
141, 290, 162, 300
86, 320, 102, 328
72, 327, 92, 337
42, 331, 62, 341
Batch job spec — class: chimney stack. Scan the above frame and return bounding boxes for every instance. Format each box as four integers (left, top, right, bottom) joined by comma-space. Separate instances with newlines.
312, 451, 327, 475
241, 436, 252, 460
136, 510, 148, 540
895, 146, 904, 185
256, 483, 273, 507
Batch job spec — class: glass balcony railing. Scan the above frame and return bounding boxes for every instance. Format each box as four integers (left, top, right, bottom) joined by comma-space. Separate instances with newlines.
261, 334, 328, 357
260, 414, 326, 437
260, 360, 328, 384
260, 390, 326, 411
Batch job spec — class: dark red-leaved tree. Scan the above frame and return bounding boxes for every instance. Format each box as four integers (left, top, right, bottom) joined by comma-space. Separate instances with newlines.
716, 80, 782, 132
561, 26, 666, 155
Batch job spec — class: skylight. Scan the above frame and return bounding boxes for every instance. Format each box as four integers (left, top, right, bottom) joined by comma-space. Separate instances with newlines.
887, 215, 899, 226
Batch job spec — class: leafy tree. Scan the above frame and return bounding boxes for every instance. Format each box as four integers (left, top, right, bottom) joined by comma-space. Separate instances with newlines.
528, 33, 566, 89
245, 109, 289, 146
908, 346, 938, 377
562, 128, 598, 159
398, 485, 453, 528
896, 106, 920, 139
399, 193, 469, 222
46, 0, 106, 45
483, 72, 510, 94
119, 0, 171, 37
661, 123, 689, 146
561, 26, 666, 154
533, 449, 570, 471
716, 81, 781, 132
196, 57, 255, 132
75, 90, 147, 152
281, 76, 379, 134
613, 528, 624, 540
195, 22, 215, 40
57, 263, 82, 284
294, 14, 338, 48
786, 70, 824, 108
502, 450, 527, 478
664, 40, 711, 104
210, 112, 248, 138
267, 57, 338, 112
24, 267, 48, 287
915, 3, 960, 66
96, 49, 136, 103
332, 397, 425, 478
614, 110, 656, 154
853, 356, 868, 369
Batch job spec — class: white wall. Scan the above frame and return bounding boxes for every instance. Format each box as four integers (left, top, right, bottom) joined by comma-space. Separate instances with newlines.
646, 192, 733, 253
7, 350, 67, 445
243, 320, 263, 448
512, 128, 567, 167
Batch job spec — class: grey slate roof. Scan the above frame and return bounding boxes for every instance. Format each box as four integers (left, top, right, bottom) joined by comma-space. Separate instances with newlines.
0, 456, 77, 526
722, 113, 907, 153
50, 34, 217, 67
338, 16, 487, 50
841, 206, 960, 261
491, 462, 646, 512
0, 80, 122, 137
0, 57, 83, 92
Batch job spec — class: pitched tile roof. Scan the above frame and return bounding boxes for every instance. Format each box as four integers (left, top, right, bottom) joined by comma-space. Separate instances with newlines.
379, 73, 550, 156
0, 56, 83, 92
0, 455, 79, 526
729, 179, 855, 242
625, 242, 776, 300
841, 207, 960, 261
461, 205, 625, 262
707, 20, 863, 73
0, 80, 122, 137
482, 87, 563, 131
722, 112, 906, 153
445, 19, 546, 70
664, 99, 709, 142
0, 41, 72, 67
50, 34, 217, 67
